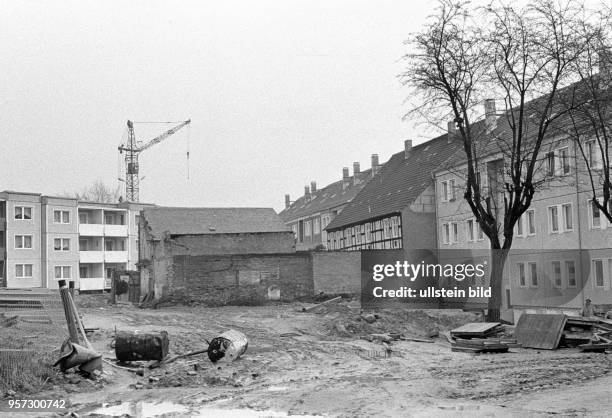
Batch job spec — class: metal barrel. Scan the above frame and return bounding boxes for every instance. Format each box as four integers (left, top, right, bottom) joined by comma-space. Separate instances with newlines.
207, 329, 248, 363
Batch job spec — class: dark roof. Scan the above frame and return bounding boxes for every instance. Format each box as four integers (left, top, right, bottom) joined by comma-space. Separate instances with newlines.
279, 169, 375, 222
142, 207, 291, 238
440, 77, 609, 170
325, 135, 463, 231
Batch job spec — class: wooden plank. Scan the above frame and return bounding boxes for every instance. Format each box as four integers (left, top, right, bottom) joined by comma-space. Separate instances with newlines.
451, 322, 501, 334
515, 313, 566, 350
579, 342, 612, 352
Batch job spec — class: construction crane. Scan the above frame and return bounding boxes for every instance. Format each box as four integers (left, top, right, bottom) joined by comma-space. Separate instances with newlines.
118, 119, 191, 202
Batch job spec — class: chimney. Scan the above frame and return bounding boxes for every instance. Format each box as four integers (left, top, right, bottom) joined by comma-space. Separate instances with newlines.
285, 194, 291, 209
447, 120, 457, 135
304, 185, 310, 200
310, 181, 317, 193
485, 99, 497, 132
352, 162, 361, 185
404, 139, 413, 159
342, 167, 350, 180
371, 154, 380, 177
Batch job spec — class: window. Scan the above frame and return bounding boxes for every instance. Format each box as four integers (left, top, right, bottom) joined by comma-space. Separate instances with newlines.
589, 200, 612, 229
105, 239, 114, 251
15, 206, 32, 220
593, 259, 604, 287
451, 222, 458, 243
106, 267, 114, 279
516, 215, 524, 237
79, 213, 88, 224
548, 204, 572, 233
443, 224, 450, 244
548, 206, 559, 233
558, 147, 570, 175
54, 238, 70, 251
304, 220, 312, 237
54, 266, 71, 279
552, 261, 562, 288
449, 179, 456, 200
586, 140, 603, 169
0, 231, 4, 247
441, 179, 456, 202
53, 210, 70, 224
105, 214, 114, 225
79, 266, 88, 278
313, 218, 320, 235
441, 181, 448, 201
291, 224, 297, 239
467, 219, 475, 241
15, 235, 32, 249
527, 210, 536, 235
321, 215, 330, 229
477, 222, 484, 240
518, 263, 526, 287
15, 264, 33, 278
562, 203, 573, 231
529, 262, 538, 286
546, 151, 555, 176
566, 261, 576, 287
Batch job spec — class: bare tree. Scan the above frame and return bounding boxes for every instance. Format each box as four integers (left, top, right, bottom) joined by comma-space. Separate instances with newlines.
401, 0, 591, 320
67, 180, 122, 203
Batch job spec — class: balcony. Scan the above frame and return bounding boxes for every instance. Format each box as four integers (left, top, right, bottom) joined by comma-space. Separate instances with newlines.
104, 224, 128, 237
80, 251, 104, 263
105, 251, 128, 263
79, 223, 104, 236
79, 277, 107, 291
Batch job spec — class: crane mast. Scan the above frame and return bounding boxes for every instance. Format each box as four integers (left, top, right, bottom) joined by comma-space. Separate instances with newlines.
118, 119, 191, 202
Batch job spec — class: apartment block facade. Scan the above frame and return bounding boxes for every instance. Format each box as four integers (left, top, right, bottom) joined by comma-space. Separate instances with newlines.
434, 104, 612, 320
0, 190, 150, 291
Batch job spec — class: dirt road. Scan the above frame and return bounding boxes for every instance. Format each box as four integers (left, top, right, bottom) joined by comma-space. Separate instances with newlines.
34, 299, 612, 417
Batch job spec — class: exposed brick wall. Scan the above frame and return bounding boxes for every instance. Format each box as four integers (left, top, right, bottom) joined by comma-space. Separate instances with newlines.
160, 252, 313, 306
312, 251, 361, 294
168, 232, 295, 256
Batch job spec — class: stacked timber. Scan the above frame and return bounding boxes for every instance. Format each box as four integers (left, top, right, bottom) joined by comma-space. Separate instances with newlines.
449, 323, 513, 353
515, 313, 612, 352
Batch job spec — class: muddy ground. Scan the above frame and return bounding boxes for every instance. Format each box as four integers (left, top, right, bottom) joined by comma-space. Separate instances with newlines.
8, 296, 612, 417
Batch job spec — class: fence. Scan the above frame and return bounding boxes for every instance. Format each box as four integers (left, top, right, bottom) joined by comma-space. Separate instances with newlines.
0, 289, 67, 393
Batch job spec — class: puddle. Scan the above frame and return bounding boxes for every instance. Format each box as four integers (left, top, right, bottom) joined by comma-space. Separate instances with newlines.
91, 400, 188, 416
194, 407, 320, 417
90, 400, 321, 417
267, 385, 289, 392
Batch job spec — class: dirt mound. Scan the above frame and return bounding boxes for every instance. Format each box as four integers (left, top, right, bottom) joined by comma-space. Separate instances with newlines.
313, 301, 480, 339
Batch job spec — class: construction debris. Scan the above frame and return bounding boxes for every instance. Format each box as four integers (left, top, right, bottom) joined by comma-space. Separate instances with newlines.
448, 323, 512, 353
207, 329, 248, 363
54, 341, 102, 374
0, 313, 18, 328
115, 331, 169, 362
450, 322, 503, 339
301, 296, 342, 312
514, 314, 566, 350
513, 313, 612, 351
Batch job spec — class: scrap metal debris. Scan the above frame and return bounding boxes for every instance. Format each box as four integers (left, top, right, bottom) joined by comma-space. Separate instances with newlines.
207, 329, 248, 363
115, 330, 169, 362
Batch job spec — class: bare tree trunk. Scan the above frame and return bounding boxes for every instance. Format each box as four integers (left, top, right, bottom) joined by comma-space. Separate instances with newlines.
487, 248, 509, 322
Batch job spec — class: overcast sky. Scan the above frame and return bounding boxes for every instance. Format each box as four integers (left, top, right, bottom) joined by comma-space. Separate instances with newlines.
1, 1, 470, 211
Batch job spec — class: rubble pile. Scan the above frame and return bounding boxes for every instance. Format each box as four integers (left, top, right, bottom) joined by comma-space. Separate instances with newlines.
302, 297, 480, 340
